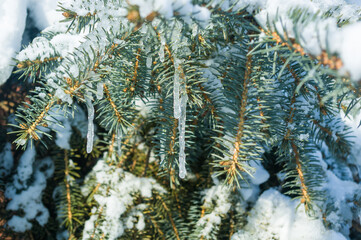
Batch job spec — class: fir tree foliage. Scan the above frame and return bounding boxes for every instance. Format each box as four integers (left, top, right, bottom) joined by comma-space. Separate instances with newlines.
2, 0, 361, 239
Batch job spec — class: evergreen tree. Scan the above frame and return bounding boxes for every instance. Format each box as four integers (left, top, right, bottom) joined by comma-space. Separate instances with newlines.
1, 0, 361, 239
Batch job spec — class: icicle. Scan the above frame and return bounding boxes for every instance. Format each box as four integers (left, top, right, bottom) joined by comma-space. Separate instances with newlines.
159, 34, 165, 62
86, 94, 94, 153
159, 44, 165, 62
159, 130, 166, 164
171, 21, 182, 52
178, 64, 188, 179
116, 127, 122, 157
96, 82, 104, 99
173, 60, 181, 119
178, 91, 188, 179
146, 56, 152, 68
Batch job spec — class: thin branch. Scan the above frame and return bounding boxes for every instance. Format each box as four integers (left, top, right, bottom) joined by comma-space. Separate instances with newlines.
291, 141, 311, 210
64, 150, 73, 229
17, 56, 63, 69
103, 84, 124, 123
221, 51, 252, 183
156, 195, 180, 240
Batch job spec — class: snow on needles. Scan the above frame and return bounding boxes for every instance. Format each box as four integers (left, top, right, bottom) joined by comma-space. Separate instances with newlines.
17, 33, 85, 62
248, 0, 361, 81
337, 22, 361, 81
2, 0, 360, 86
127, 0, 210, 24
211, 0, 361, 81
81, 158, 166, 240
196, 184, 232, 238
232, 189, 347, 240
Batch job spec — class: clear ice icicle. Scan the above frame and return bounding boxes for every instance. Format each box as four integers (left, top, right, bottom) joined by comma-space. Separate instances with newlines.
86, 95, 95, 153
159, 131, 166, 164
173, 64, 181, 119
145, 44, 152, 68
146, 56, 152, 68
96, 82, 104, 99
116, 127, 122, 157
178, 85, 188, 179
159, 44, 165, 62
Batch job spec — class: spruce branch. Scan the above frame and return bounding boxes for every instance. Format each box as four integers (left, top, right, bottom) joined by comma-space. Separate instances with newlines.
64, 150, 73, 230
103, 84, 125, 125
11, 95, 55, 148
224, 53, 252, 185
155, 194, 181, 240
16, 56, 64, 80
261, 29, 343, 70
5, 1, 361, 239
291, 141, 312, 210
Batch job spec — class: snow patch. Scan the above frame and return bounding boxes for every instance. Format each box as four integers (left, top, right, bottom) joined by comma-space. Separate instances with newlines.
232, 189, 347, 240
0, 0, 27, 85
